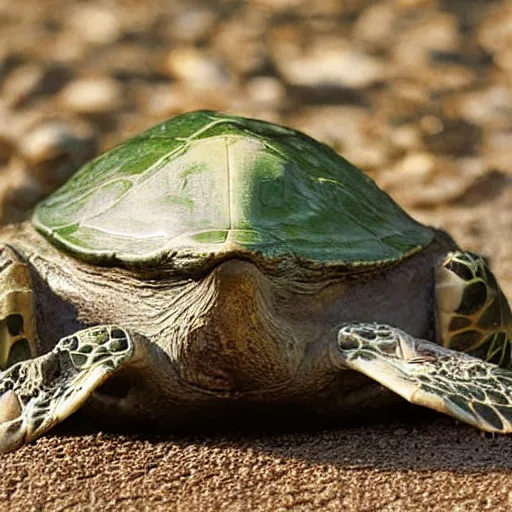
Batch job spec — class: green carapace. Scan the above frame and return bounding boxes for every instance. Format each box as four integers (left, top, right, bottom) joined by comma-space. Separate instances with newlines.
34, 111, 432, 266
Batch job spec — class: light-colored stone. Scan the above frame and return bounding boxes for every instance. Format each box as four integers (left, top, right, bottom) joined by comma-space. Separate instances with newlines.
478, 4, 512, 57
0, 118, 99, 224
482, 131, 512, 175
420, 65, 476, 92
448, 86, 512, 129
18, 120, 95, 168
392, 13, 460, 69
68, 4, 121, 45
274, 40, 386, 89
253, 0, 303, 10
495, 47, 512, 73
163, 48, 231, 90
1, 64, 45, 108
170, 8, 217, 43
246, 77, 286, 108
291, 106, 390, 169
138, 83, 231, 118
213, 14, 267, 76
59, 78, 123, 115
378, 153, 484, 206
389, 125, 422, 151
353, 2, 396, 48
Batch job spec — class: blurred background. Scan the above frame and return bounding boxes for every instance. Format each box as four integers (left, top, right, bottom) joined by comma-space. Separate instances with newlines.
0, 0, 510, 293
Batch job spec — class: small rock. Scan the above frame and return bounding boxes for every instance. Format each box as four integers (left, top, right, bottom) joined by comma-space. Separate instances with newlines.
353, 2, 396, 49
420, 64, 476, 92
18, 119, 96, 171
482, 132, 512, 175
169, 8, 217, 43
68, 4, 122, 45
59, 77, 124, 115
398, 152, 436, 178
0, 119, 98, 223
1, 64, 45, 108
389, 124, 422, 152
494, 47, 512, 73
392, 13, 460, 69
246, 77, 286, 108
138, 83, 230, 118
274, 40, 386, 89
213, 10, 268, 76
163, 48, 231, 90
478, 4, 512, 57
143, 85, 184, 117
291, 106, 390, 169
378, 152, 483, 206
448, 86, 512, 129
50, 32, 89, 64
375, 80, 429, 120
254, 0, 303, 10
392, 0, 435, 9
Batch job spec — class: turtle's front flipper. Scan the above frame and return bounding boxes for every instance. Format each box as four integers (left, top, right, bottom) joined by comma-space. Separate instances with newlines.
338, 323, 512, 433
0, 325, 136, 453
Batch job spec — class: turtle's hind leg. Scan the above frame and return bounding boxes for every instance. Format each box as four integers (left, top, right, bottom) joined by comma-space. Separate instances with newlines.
338, 323, 512, 433
0, 325, 138, 453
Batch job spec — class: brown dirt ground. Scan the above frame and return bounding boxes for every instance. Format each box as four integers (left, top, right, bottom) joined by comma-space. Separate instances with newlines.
1, 0, 512, 510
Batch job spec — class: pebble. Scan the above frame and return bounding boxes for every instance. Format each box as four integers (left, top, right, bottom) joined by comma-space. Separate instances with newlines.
59, 78, 124, 115
17, 119, 96, 169
143, 85, 184, 118
246, 77, 286, 108
213, 11, 268, 76
273, 40, 386, 89
1, 64, 46, 108
494, 47, 512, 73
169, 8, 217, 43
68, 4, 122, 45
478, 4, 512, 58
392, 0, 436, 9
482, 132, 512, 175
389, 124, 422, 152
291, 106, 390, 169
254, 0, 304, 10
353, 2, 396, 49
375, 80, 428, 120
420, 64, 475, 92
139, 83, 230, 118
448, 86, 512, 129
392, 13, 460, 69
0, 118, 98, 224
378, 152, 483, 206
162, 48, 231, 90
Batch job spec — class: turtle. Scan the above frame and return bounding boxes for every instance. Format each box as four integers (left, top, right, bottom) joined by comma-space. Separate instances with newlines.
0, 110, 511, 453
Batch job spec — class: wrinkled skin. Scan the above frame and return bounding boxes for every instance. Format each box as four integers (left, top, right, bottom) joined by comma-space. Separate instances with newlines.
0, 223, 452, 429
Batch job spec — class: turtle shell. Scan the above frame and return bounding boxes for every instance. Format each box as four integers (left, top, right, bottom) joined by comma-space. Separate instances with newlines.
33, 111, 434, 269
